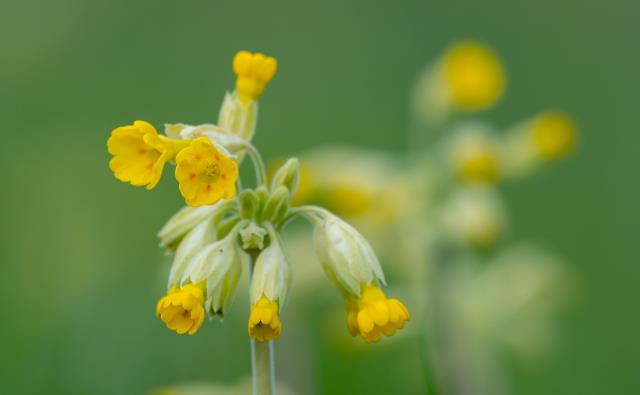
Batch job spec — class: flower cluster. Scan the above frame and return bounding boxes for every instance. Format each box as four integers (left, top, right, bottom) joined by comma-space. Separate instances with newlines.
107, 51, 409, 344
284, 40, 577, 394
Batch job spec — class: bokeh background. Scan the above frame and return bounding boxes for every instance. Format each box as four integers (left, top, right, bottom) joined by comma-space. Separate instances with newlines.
1, 0, 638, 394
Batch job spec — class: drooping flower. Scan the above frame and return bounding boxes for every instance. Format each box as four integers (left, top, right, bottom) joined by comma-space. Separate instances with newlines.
107, 120, 190, 189
156, 283, 206, 335
312, 211, 410, 342
346, 284, 411, 343
233, 51, 278, 105
181, 229, 247, 318
442, 41, 505, 111
248, 296, 282, 342
175, 137, 239, 207
248, 232, 290, 341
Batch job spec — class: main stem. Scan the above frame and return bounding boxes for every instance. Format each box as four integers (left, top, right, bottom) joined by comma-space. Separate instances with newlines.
249, 249, 276, 395
252, 339, 276, 395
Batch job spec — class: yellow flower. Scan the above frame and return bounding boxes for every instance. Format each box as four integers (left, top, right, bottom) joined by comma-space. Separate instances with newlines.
442, 41, 505, 111
248, 295, 282, 342
452, 128, 500, 183
175, 137, 239, 207
530, 111, 576, 159
107, 120, 190, 189
346, 284, 410, 343
233, 51, 278, 104
156, 283, 206, 335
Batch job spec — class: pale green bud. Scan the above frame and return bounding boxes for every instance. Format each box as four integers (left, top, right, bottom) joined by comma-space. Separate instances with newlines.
158, 203, 225, 251
167, 217, 217, 288
261, 186, 291, 225
181, 230, 248, 317
270, 158, 300, 196
218, 91, 258, 145
239, 222, 268, 250
249, 234, 291, 307
238, 190, 260, 219
312, 212, 385, 297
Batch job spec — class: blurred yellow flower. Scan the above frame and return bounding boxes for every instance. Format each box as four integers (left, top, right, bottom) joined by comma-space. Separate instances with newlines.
531, 111, 576, 159
451, 127, 500, 183
346, 284, 410, 343
156, 283, 206, 335
248, 295, 282, 342
233, 51, 278, 104
175, 137, 239, 207
443, 41, 505, 111
107, 120, 190, 189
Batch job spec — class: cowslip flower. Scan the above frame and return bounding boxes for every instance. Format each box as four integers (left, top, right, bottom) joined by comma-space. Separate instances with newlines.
175, 137, 239, 207
449, 124, 501, 183
156, 283, 206, 335
502, 110, 578, 177
529, 111, 576, 159
233, 51, 278, 105
248, 231, 290, 342
107, 120, 190, 189
345, 284, 411, 343
412, 40, 505, 127
311, 210, 410, 342
442, 41, 505, 111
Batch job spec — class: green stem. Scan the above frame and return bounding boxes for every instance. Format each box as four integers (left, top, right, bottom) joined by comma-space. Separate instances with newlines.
242, 143, 268, 187
252, 339, 276, 395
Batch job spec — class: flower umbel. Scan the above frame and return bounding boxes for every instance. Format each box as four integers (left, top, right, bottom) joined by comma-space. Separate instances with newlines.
175, 137, 239, 206
346, 284, 410, 343
156, 283, 206, 335
233, 51, 278, 105
108, 120, 189, 189
248, 295, 282, 342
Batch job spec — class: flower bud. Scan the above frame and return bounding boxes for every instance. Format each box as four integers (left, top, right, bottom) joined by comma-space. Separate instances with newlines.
239, 222, 268, 250
249, 235, 291, 308
218, 92, 258, 145
167, 217, 217, 287
238, 190, 260, 219
181, 231, 247, 317
158, 202, 228, 251
270, 158, 300, 196
312, 213, 385, 297
261, 186, 291, 225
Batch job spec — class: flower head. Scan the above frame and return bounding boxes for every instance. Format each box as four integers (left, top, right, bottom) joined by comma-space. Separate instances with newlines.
346, 284, 410, 343
175, 137, 239, 207
442, 41, 505, 111
233, 51, 278, 105
156, 283, 206, 335
530, 111, 576, 159
107, 120, 189, 189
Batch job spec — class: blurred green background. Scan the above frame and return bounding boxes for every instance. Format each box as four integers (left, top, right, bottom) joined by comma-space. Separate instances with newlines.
1, 0, 637, 394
